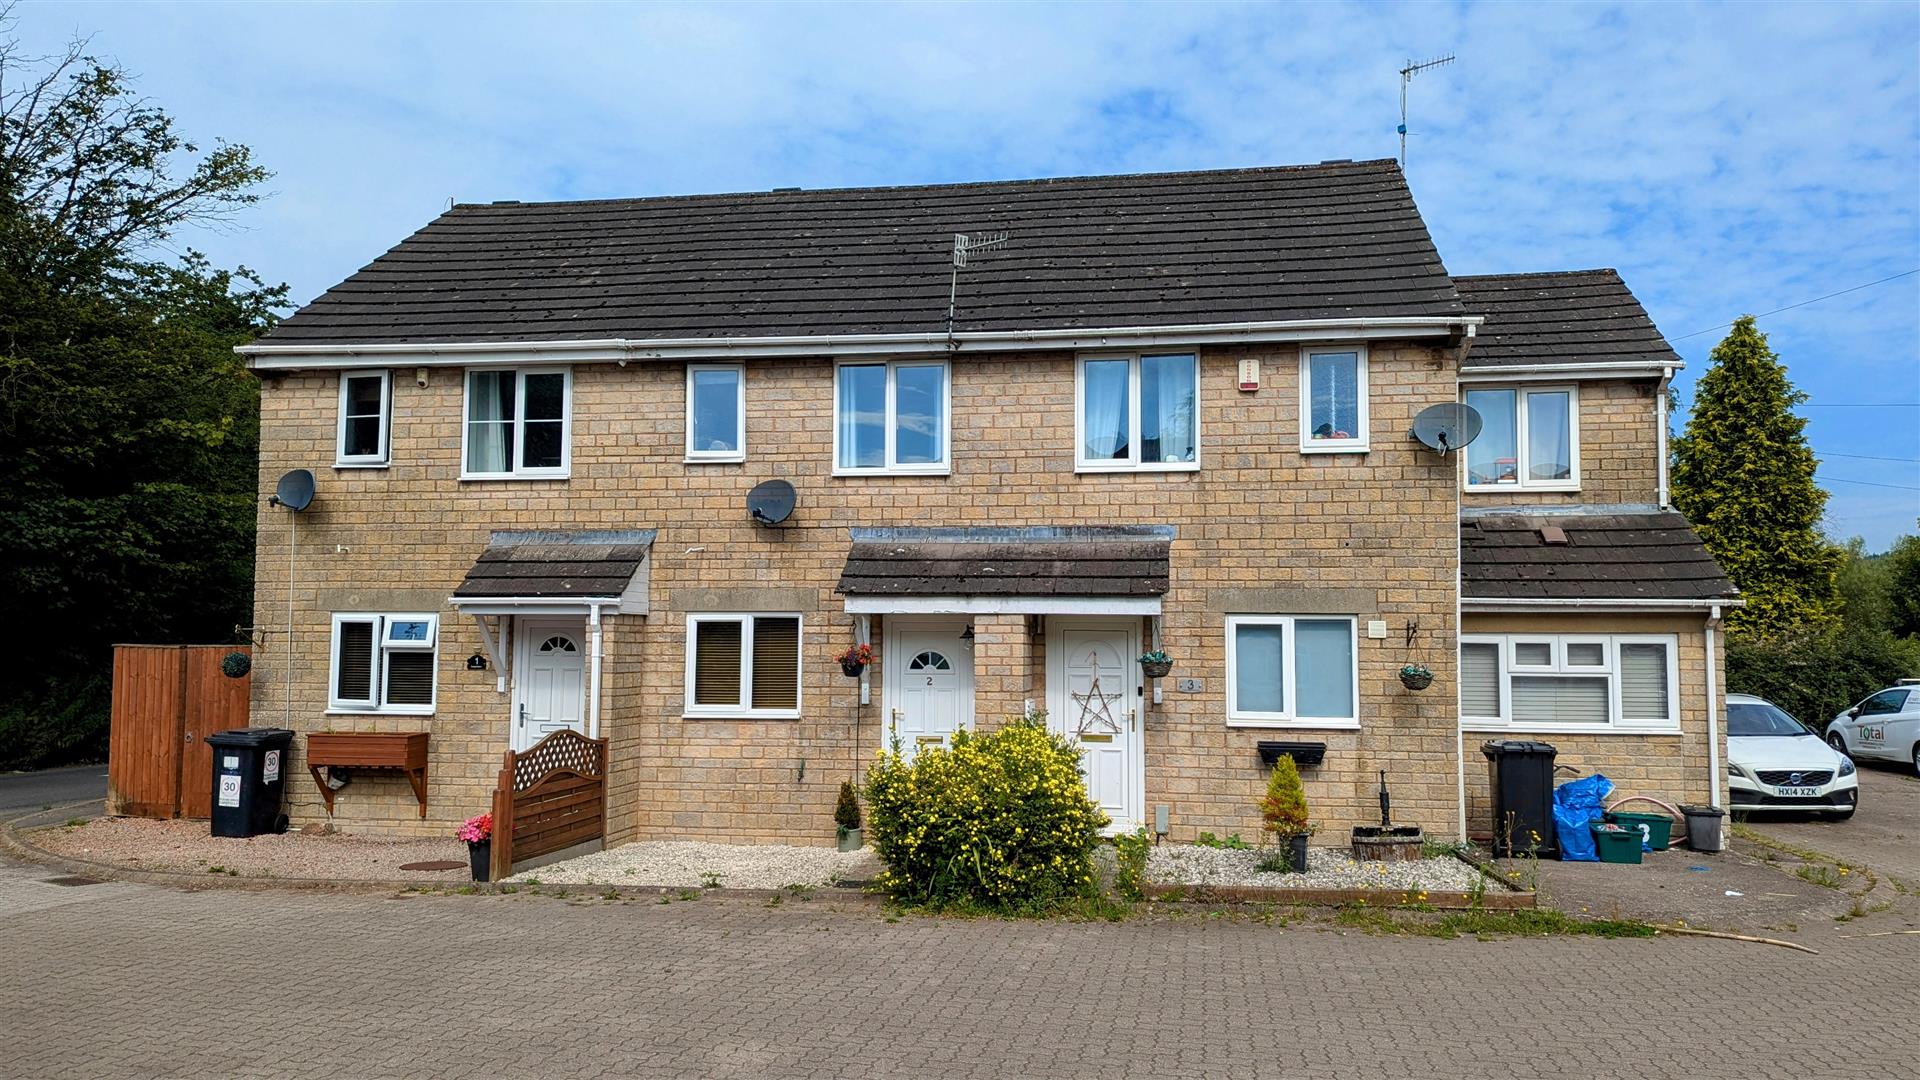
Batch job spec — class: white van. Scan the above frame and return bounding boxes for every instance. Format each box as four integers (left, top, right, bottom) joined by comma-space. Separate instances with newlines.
1826, 680, 1920, 775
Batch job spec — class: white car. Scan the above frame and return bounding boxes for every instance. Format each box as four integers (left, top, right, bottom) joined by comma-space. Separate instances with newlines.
1726, 693, 1858, 818
1827, 680, 1920, 775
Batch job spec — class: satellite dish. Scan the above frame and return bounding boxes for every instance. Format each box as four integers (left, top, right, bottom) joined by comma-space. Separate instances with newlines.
1410, 404, 1483, 456
269, 469, 315, 511
747, 479, 796, 526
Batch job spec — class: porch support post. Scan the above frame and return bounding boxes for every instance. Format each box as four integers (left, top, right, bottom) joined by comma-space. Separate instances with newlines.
1705, 605, 1722, 810
588, 604, 604, 740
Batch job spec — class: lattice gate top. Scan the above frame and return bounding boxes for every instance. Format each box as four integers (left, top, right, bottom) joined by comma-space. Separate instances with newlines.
511, 728, 606, 791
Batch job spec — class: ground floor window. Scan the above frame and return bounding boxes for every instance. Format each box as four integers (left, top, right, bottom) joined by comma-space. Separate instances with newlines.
1225, 615, 1358, 728
329, 613, 438, 713
1461, 634, 1677, 731
684, 613, 802, 718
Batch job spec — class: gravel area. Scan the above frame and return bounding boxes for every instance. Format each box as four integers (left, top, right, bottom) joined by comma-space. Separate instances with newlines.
510, 840, 881, 889
1149, 844, 1485, 892
29, 817, 471, 882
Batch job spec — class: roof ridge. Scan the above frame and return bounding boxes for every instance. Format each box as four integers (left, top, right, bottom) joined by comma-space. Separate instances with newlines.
1455, 268, 1621, 283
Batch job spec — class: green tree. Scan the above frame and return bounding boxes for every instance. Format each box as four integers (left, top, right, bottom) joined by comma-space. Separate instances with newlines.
1887, 532, 1920, 639
1834, 537, 1894, 631
0, 27, 284, 767
1670, 316, 1842, 636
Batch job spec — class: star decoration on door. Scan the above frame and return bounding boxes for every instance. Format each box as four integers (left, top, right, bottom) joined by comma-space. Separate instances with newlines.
1069, 655, 1123, 738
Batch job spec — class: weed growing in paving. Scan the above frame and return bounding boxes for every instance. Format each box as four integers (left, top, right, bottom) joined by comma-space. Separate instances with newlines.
1333, 903, 1655, 940
1113, 828, 1151, 901
700, 871, 723, 889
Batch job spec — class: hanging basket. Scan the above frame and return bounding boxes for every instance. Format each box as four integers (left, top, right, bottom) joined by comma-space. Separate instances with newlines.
1399, 668, 1433, 691
1141, 659, 1173, 680
840, 658, 868, 679
220, 651, 252, 679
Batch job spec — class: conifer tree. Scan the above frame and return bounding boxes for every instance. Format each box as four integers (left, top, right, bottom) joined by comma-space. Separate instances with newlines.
1670, 316, 1842, 636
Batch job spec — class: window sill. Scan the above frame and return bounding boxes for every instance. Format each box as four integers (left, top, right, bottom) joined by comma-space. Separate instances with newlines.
832, 467, 950, 478
685, 455, 746, 465
1459, 722, 1682, 736
1226, 718, 1360, 731
333, 461, 390, 470
1299, 442, 1370, 455
325, 707, 436, 717
1464, 483, 1581, 494
459, 472, 572, 482
1074, 461, 1201, 474
682, 711, 801, 721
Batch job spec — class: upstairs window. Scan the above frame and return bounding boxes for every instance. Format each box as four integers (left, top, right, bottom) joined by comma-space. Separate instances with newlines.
1300, 346, 1369, 453
1461, 634, 1676, 731
1464, 386, 1579, 490
834, 361, 948, 474
686, 364, 745, 462
1077, 352, 1198, 471
335, 370, 391, 466
329, 613, 438, 713
684, 613, 803, 719
463, 368, 571, 479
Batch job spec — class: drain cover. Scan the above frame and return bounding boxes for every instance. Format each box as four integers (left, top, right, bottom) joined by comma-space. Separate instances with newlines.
398, 860, 466, 872
42, 876, 103, 887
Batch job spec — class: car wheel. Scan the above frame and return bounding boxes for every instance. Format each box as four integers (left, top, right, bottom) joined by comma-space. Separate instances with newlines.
1828, 733, 1851, 758
1913, 744, 1920, 779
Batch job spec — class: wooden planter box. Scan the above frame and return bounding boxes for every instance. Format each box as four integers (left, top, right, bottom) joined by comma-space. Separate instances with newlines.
306, 732, 430, 817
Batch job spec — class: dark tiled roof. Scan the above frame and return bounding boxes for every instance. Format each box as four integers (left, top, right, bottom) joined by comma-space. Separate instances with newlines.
258, 160, 1463, 347
838, 528, 1171, 597
1461, 510, 1738, 602
453, 530, 653, 600
1456, 269, 1681, 370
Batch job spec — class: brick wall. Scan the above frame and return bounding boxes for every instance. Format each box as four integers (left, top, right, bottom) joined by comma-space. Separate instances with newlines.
1460, 377, 1662, 509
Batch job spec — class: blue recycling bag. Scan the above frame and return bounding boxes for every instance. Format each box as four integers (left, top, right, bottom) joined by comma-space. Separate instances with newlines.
1552, 773, 1614, 862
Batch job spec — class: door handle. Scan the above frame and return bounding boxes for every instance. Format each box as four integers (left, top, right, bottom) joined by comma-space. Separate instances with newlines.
518, 704, 527, 728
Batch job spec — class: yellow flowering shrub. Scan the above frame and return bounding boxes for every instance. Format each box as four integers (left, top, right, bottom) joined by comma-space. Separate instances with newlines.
863, 716, 1108, 908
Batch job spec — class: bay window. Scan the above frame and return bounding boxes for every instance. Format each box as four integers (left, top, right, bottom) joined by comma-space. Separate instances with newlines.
1461, 634, 1677, 731
463, 368, 571, 479
1463, 385, 1579, 490
1300, 346, 1369, 452
1076, 352, 1198, 471
684, 613, 803, 718
1226, 615, 1359, 728
834, 361, 948, 474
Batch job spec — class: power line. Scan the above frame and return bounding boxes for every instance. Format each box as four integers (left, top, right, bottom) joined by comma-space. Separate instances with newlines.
1819, 451, 1920, 463
1818, 474, 1920, 492
1672, 268, 1920, 341
1797, 403, 1920, 408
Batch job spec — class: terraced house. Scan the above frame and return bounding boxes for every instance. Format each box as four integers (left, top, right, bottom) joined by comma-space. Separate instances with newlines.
240, 159, 1738, 854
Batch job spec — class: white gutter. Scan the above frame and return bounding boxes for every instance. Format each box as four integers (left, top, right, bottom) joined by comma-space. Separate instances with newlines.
588, 605, 603, 741
239, 315, 1485, 370
1458, 361, 1679, 383
1462, 597, 1744, 613
1705, 604, 1723, 810
1656, 366, 1673, 509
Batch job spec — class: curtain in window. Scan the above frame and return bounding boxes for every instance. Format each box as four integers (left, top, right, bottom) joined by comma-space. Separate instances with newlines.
466, 371, 514, 473
1465, 388, 1517, 484
690, 368, 741, 453
838, 365, 886, 468
1233, 623, 1285, 714
1081, 359, 1130, 461
693, 621, 743, 706
1307, 352, 1360, 440
1511, 676, 1609, 724
749, 617, 801, 709
1461, 643, 1501, 717
521, 372, 566, 469
1293, 619, 1353, 718
335, 621, 375, 701
893, 365, 944, 465
342, 375, 384, 458
1526, 391, 1572, 481
1140, 354, 1196, 463
1619, 644, 1670, 720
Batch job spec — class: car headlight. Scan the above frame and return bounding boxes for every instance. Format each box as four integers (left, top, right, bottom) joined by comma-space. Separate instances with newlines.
1838, 756, 1856, 777
1728, 762, 1754, 780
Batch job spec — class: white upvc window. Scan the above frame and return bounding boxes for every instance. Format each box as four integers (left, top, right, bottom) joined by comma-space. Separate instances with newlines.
1460, 633, 1678, 733
833, 360, 949, 475
686, 364, 745, 462
461, 367, 572, 480
335, 369, 391, 467
1299, 345, 1369, 453
683, 613, 803, 719
1225, 615, 1359, 729
328, 613, 438, 714
1075, 352, 1200, 472
1463, 385, 1580, 490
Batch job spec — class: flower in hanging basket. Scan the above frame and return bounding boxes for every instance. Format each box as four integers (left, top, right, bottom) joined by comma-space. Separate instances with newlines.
834, 642, 875, 677
456, 813, 493, 844
220, 651, 252, 679
1138, 650, 1174, 679
1399, 664, 1434, 691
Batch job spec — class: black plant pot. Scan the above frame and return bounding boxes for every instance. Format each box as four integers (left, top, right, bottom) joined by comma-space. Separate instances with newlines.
1400, 671, 1434, 691
469, 839, 491, 882
1283, 834, 1309, 874
1141, 660, 1173, 680
841, 659, 867, 679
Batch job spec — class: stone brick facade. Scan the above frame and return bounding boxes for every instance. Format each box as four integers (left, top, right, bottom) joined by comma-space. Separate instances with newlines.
1459, 377, 1662, 508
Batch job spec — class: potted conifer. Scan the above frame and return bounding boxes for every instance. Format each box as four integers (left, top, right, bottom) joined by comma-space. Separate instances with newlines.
835, 780, 863, 851
1257, 755, 1314, 873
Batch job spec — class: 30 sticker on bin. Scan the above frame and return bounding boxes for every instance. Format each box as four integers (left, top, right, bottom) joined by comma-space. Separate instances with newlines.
263, 749, 281, 783
217, 774, 242, 808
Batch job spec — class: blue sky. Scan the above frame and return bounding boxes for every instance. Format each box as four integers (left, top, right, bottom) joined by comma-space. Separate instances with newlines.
19, 1, 1920, 547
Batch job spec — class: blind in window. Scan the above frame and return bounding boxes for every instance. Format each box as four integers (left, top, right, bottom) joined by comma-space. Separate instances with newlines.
1511, 676, 1609, 725
1619, 643, 1671, 720
1461, 643, 1501, 717
750, 617, 800, 710
385, 650, 435, 706
693, 620, 742, 706
336, 621, 374, 701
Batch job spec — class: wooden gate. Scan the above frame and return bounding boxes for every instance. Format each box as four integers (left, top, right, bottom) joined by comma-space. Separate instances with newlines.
490, 728, 607, 880
108, 645, 252, 819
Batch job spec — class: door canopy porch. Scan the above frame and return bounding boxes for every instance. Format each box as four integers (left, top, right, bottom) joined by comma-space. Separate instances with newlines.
836, 526, 1172, 615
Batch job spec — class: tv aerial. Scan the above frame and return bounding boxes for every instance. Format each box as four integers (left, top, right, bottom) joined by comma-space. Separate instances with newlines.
946, 231, 1011, 345
1410, 402, 1482, 457
747, 479, 796, 526
1398, 54, 1456, 169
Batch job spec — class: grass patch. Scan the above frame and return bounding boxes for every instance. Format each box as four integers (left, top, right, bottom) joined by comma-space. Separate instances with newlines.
1332, 902, 1654, 940
887, 893, 1136, 923
1795, 864, 1842, 889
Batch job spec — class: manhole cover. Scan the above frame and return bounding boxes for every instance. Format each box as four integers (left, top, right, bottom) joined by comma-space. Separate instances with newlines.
399, 861, 466, 872
42, 876, 103, 887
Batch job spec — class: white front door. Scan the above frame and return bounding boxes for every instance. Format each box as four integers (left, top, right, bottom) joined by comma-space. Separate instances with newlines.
513, 617, 586, 752
1048, 618, 1143, 832
884, 619, 975, 759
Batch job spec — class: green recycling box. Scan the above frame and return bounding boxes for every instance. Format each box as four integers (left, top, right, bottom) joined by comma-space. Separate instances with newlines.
1605, 810, 1673, 852
1590, 821, 1643, 865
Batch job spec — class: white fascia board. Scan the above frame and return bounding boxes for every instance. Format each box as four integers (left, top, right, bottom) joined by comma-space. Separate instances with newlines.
843, 595, 1163, 616
447, 597, 618, 615
1462, 596, 1745, 614
238, 316, 1484, 370
1458, 361, 1679, 383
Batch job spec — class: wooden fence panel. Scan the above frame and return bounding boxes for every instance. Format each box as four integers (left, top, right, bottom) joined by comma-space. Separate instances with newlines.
180, 647, 251, 818
488, 729, 607, 879
108, 645, 252, 819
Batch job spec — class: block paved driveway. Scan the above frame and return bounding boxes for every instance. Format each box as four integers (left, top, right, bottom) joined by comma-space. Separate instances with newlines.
2, 858, 1913, 1079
